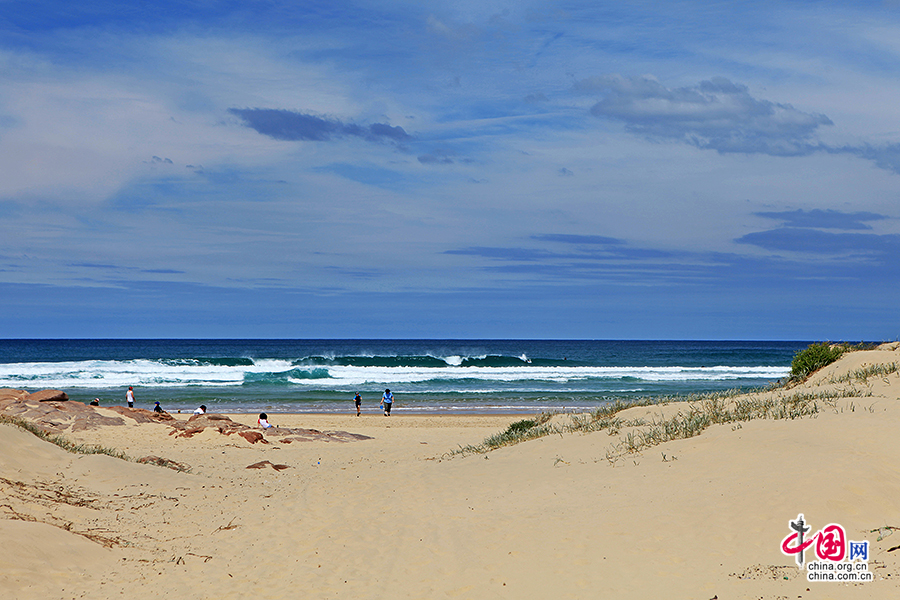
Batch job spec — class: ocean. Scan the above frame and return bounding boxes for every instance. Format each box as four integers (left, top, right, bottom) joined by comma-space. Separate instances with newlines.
0, 339, 809, 415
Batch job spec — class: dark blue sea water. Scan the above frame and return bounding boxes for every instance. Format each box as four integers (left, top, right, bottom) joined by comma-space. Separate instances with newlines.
0, 339, 810, 414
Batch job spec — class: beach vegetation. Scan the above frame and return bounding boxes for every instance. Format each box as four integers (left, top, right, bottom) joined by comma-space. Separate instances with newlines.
0, 413, 132, 462
505, 418, 539, 434
448, 388, 822, 459
788, 341, 882, 383
826, 362, 900, 385
789, 342, 846, 381
0, 415, 192, 472
475, 413, 555, 451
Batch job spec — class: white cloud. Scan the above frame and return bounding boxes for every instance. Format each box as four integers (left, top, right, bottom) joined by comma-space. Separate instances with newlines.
580, 75, 833, 156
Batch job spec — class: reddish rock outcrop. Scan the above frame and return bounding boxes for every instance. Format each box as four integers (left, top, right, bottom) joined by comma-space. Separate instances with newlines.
107, 406, 164, 424
246, 460, 290, 470
0, 388, 28, 403
26, 389, 69, 402
237, 430, 267, 444
168, 413, 373, 444
0, 392, 124, 433
1, 388, 373, 446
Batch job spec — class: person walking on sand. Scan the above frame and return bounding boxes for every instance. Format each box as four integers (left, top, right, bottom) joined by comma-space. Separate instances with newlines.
126, 386, 135, 408
258, 412, 273, 429
354, 392, 362, 416
381, 388, 393, 416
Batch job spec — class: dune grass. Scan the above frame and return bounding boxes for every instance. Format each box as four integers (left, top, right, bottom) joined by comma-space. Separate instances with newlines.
0, 413, 131, 460
448, 388, 824, 458
826, 362, 900, 384
0, 413, 194, 472
476, 412, 557, 450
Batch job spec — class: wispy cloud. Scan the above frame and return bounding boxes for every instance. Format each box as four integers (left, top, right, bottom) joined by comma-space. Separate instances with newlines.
577, 74, 900, 174
444, 247, 558, 262
531, 234, 624, 246
754, 209, 888, 230
736, 228, 900, 256
736, 209, 898, 257
418, 153, 455, 165
446, 235, 680, 268
229, 108, 411, 144
578, 75, 833, 156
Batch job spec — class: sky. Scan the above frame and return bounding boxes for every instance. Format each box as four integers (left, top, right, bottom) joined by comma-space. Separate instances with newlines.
1, 0, 899, 340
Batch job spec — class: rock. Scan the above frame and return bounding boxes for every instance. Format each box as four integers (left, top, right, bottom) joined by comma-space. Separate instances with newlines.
188, 413, 232, 422
172, 427, 205, 438
0, 395, 125, 433
107, 406, 159, 424
26, 389, 69, 402
0, 388, 28, 403
1, 390, 372, 445
246, 460, 290, 470
104, 405, 173, 423
237, 430, 267, 444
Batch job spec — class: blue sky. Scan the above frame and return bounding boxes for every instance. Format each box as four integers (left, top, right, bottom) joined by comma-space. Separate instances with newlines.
1, 0, 899, 339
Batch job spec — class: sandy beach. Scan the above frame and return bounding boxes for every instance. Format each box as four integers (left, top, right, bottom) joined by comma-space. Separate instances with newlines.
3, 345, 900, 599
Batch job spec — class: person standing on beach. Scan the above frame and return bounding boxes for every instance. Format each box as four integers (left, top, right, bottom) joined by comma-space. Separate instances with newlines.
126, 386, 135, 408
381, 389, 393, 416
354, 392, 362, 416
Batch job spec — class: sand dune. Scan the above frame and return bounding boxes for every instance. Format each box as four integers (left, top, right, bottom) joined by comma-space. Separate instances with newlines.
3, 345, 900, 599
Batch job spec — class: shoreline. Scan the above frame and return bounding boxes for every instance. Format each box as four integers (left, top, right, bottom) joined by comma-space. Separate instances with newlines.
166, 409, 538, 419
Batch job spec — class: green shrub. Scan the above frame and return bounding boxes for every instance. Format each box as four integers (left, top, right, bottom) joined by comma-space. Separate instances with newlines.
504, 419, 537, 434
790, 342, 845, 380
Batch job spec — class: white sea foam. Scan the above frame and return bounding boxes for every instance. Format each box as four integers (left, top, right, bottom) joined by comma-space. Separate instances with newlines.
0, 358, 789, 390
0, 359, 292, 389
291, 364, 787, 387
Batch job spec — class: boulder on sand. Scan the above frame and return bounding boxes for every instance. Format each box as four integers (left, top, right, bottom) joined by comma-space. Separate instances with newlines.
26, 389, 68, 402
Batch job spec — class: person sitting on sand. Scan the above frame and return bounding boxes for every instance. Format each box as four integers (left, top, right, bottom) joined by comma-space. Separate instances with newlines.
258, 412, 273, 429
90, 398, 100, 406
153, 401, 164, 414
381, 389, 393, 416
354, 392, 362, 416
193, 405, 207, 415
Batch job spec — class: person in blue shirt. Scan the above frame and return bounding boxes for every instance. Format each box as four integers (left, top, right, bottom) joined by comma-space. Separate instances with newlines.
380, 389, 393, 416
